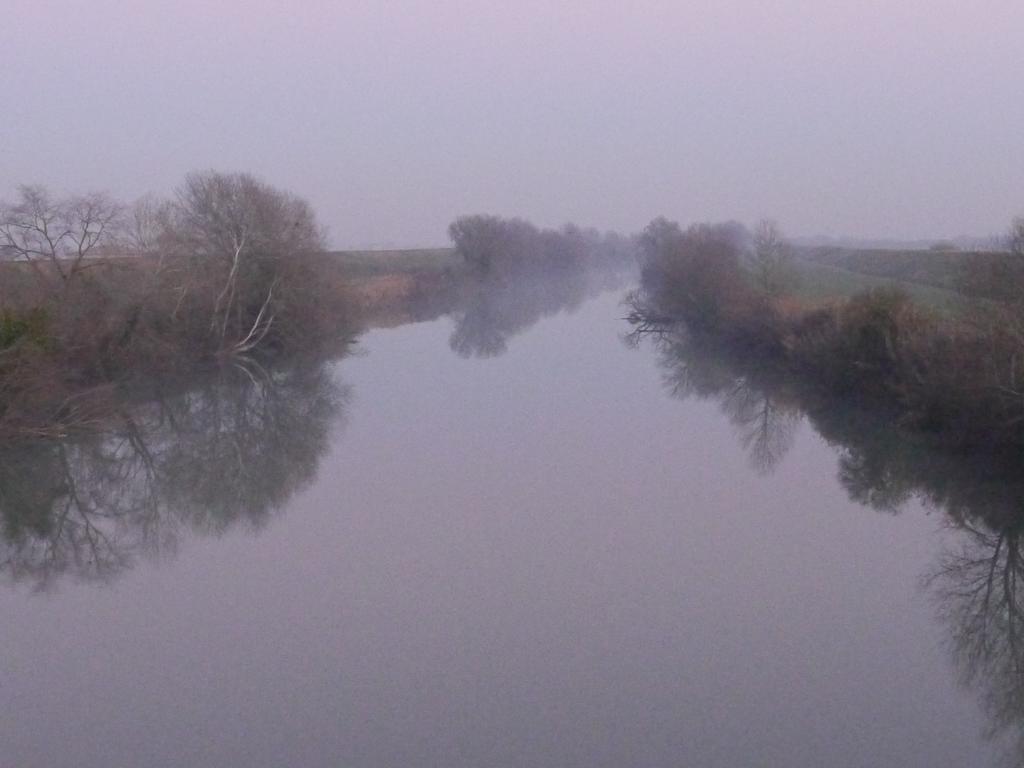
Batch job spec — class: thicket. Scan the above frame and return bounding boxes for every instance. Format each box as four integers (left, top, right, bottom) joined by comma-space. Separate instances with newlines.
630, 216, 1024, 451
0, 172, 355, 436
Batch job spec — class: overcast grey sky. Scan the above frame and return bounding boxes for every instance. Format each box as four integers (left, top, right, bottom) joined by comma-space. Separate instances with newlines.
2, 0, 1022, 247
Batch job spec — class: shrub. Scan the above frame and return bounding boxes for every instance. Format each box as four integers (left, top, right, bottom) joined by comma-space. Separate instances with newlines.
0, 308, 49, 350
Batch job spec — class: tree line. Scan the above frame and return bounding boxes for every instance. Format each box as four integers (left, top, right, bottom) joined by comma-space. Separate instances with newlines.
448, 214, 636, 280
627, 214, 1024, 453
444, 214, 637, 358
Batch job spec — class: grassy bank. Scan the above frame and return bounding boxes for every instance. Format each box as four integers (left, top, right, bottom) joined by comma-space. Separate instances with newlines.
797, 246, 976, 292
0, 247, 461, 436
326, 248, 460, 277
790, 253, 963, 310
316, 249, 466, 327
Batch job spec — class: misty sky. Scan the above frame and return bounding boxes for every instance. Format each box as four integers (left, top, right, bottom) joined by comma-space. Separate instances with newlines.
2, 1, 1022, 247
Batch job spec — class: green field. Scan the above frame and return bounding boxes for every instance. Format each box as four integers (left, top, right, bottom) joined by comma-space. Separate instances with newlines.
790, 257, 963, 310
797, 247, 972, 290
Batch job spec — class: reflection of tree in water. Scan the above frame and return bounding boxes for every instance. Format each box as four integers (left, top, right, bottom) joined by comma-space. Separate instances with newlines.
449, 269, 625, 359
928, 519, 1024, 764
449, 292, 519, 358
729, 391, 800, 476
626, 320, 800, 475
0, 360, 348, 589
625, 303, 1024, 762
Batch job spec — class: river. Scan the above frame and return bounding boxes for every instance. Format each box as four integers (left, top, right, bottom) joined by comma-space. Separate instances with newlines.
0, 282, 1015, 767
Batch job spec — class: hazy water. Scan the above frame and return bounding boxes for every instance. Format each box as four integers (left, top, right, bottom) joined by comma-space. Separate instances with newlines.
0, 287, 1013, 767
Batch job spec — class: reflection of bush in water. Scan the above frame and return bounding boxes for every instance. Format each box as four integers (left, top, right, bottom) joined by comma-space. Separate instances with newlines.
448, 272, 615, 359
0, 360, 348, 589
627, 305, 1024, 524
627, 312, 1024, 763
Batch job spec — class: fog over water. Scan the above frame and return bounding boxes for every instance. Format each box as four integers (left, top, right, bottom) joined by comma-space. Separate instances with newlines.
3, 1, 1023, 244
1, 286, 1021, 767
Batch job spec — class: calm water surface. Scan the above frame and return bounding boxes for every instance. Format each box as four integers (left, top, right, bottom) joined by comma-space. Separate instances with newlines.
0, 286, 1014, 767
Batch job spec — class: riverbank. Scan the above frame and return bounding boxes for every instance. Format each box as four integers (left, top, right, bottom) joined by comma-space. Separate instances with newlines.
0, 218, 633, 438
322, 249, 465, 328
629, 219, 1024, 454
0, 246, 462, 438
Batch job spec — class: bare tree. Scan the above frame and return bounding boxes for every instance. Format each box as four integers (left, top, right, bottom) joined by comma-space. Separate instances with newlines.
124, 194, 175, 257
749, 219, 796, 297
1009, 216, 1024, 258
0, 185, 123, 288
164, 172, 325, 351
